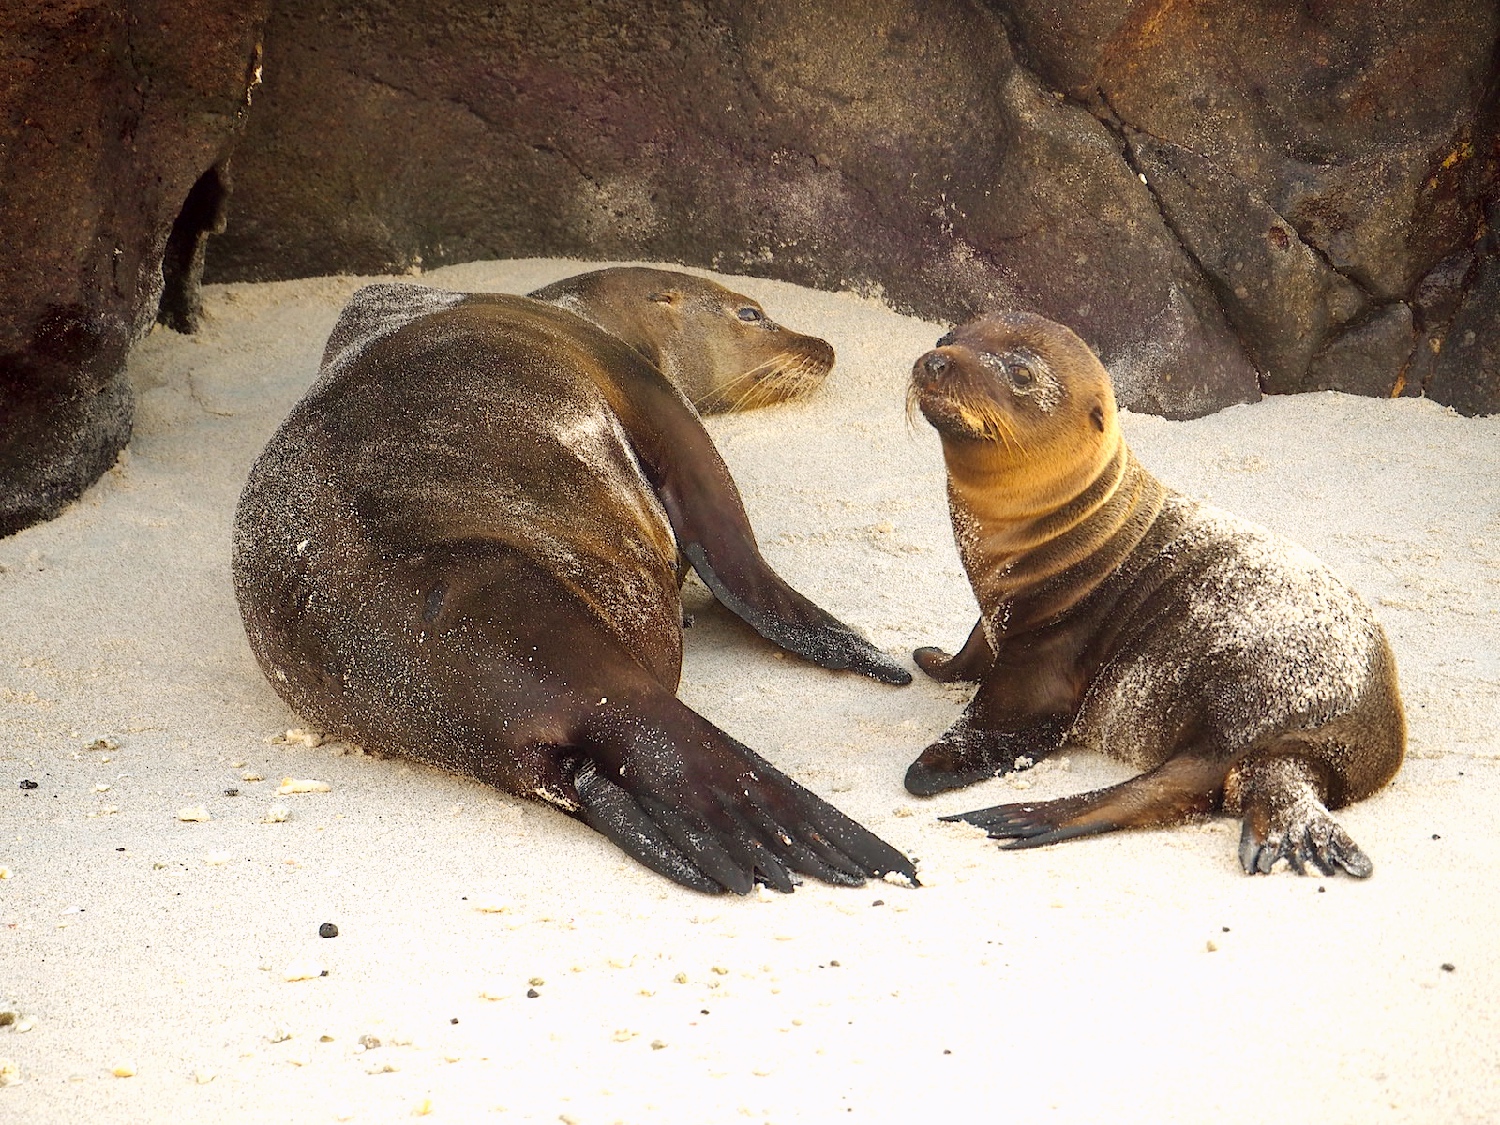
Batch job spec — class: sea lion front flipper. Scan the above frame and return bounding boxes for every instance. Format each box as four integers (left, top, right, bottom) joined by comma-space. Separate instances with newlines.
946, 756, 1223, 847
680, 542, 912, 685
573, 696, 917, 894
914, 619, 993, 683
571, 327, 910, 685
1232, 755, 1373, 878
904, 713, 1070, 796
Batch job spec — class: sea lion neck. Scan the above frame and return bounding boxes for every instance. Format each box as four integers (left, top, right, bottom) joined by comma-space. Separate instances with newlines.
942, 423, 1124, 554
947, 433, 1163, 631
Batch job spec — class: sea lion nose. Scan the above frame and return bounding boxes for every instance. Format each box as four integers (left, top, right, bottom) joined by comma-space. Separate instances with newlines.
923, 352, 950, 376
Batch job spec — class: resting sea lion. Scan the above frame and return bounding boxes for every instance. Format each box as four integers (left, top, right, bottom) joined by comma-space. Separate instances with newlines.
233, 275, 914, 895
904, 311, 1404, 877
529, 267, 834, 412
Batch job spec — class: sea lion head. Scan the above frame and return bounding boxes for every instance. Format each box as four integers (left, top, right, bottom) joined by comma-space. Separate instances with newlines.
531, 267, 835, 413
910, 311, 1121, 504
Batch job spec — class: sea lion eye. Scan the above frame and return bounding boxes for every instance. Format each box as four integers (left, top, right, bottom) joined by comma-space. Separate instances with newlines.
1010, 363, 1035, 388
737, 306, 764, 323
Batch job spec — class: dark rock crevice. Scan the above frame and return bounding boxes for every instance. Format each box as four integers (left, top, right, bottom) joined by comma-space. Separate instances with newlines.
158, 162, 233, 333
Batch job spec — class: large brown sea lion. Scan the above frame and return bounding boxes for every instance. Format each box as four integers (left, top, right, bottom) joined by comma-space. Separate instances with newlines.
529, 267, 834, 413
233, 274, 914, 895
905, 311, 1405, 877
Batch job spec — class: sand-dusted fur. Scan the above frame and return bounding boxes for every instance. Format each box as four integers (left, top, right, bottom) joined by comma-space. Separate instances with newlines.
906, 311, 1404, 877
530, 267, 834, 413
234, 277, 912, 895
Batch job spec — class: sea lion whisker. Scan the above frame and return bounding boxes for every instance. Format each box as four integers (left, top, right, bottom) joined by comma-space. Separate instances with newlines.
689, 354, 784, 410
719, 353, 807, 412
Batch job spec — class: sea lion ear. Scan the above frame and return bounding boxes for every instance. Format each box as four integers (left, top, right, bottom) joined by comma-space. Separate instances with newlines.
1090, 403, 1106, 432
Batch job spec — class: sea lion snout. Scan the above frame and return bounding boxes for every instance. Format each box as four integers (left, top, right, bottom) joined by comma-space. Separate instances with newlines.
921, 351, 951, 377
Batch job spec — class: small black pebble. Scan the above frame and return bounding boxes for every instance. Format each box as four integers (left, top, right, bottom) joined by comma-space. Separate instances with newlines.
116, 847, 125, 852
700, 1009, 709, 1015
1432, 834, 1441, 840
526, 988, 540, 999
1222, 926, 1230, 933
1442, 963, 1455, 972
20, 780, 38, 790
871, 899, 884, 907
223, 788, 240, 797
829, 960, 840, 967
1317, 886, 1326, 893
319, 922, 339, 938
319, 970, 329, 977
450, 1017, 459, 1025
943, 1049, 952, 1056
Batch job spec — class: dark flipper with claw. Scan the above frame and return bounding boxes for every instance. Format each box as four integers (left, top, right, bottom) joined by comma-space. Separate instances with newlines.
572, 696, 917, 895
945, 757, 1223, 850
683, 543, 912, 685
1234, 754, 1373, 878
1237, 816, 1372, 878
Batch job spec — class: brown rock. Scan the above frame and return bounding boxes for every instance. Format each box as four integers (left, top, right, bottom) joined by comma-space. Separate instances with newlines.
1305, 304, 1416, 399
0, 1, 269, 537
1128, 134, 1368, 394
207, 0, 1260, 418
1096, 0, 1498, 302
1426, 238, 1500, 416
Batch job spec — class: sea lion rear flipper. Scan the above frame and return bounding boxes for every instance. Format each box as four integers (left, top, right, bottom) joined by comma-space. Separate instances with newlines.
573, 697, 917, 895
1232, 754, 1373, 878
945, 756, 1223, 847
573, 760, 732, 895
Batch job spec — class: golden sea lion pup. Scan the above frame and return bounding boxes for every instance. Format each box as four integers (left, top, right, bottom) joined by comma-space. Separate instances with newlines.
905, 311, 1404, 877
529, 267, 834, 412
233, 276, 914, 895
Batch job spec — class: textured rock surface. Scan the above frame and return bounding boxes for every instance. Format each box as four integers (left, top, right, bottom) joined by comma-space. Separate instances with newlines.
0, 1, 268, 537
205, 0, 1263, 418
7, 0, 1500, 537
206, 0, 1499, 418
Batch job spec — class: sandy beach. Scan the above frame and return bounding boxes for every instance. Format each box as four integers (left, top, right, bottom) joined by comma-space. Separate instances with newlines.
2, 259, 1498, 1123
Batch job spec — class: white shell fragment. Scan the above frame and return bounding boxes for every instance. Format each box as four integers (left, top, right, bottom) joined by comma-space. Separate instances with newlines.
273, 728, 324, 747
277, 778, 331, 794
177, 806, 211, 822
262, 805, 291, 823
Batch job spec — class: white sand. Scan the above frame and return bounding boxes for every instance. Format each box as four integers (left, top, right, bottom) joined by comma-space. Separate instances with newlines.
2, 259, 1498, 1123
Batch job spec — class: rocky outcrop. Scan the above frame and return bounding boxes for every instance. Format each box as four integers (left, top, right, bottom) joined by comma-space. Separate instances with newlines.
0, 1, 268, 537
206, 0, 1270, 418
5, 0, 1498, 536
